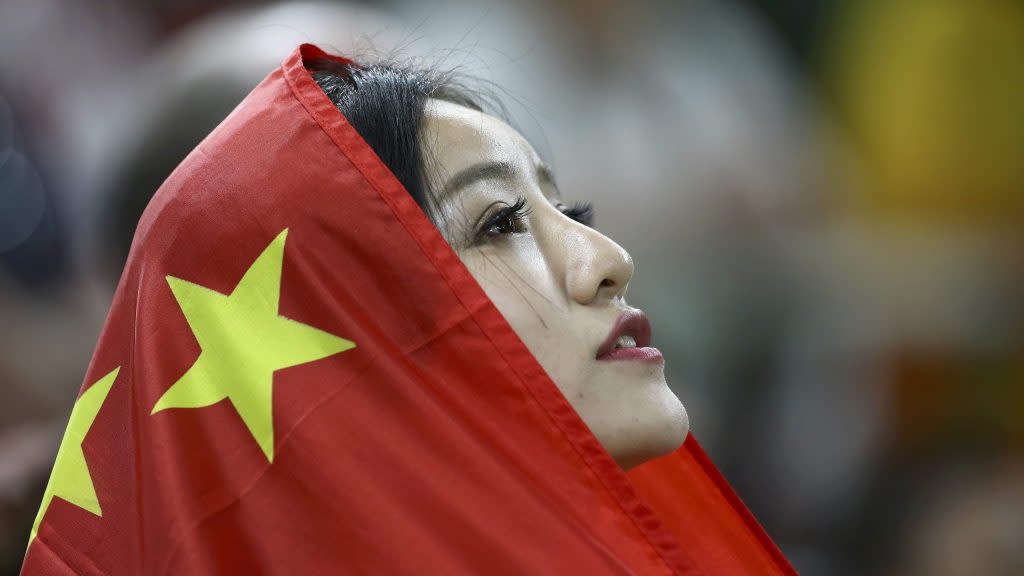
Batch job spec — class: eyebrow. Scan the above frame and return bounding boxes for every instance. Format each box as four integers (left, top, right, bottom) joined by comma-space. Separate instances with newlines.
440, 160, 559, 201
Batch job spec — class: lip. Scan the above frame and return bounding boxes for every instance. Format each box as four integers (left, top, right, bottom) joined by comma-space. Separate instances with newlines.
595, 309, 661, 362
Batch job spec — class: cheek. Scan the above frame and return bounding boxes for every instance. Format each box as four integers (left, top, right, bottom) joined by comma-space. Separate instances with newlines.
465, 248, 555, 345
461, 247, 585, 397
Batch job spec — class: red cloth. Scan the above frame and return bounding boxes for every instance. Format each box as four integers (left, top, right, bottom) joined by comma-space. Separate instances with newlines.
22, 44, 796, 575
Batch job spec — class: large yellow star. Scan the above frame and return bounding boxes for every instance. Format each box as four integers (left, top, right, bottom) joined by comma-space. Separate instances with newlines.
151, 229, 355, 462
29, 366, 119, 546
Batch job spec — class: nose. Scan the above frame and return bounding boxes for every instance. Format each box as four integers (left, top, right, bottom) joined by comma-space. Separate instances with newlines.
564, 222, 635, 306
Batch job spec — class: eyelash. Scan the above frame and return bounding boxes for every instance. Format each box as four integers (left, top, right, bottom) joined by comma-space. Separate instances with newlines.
563, 201, 594, 227
474, 196, 595, 243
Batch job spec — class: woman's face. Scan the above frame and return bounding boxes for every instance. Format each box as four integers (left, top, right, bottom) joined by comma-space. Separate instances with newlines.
421, 99, 688, 470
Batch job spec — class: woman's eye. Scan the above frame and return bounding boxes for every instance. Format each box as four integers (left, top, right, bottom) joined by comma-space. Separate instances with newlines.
560, 201, 594, 227
476, 196, 531, 242
472, 197, 594, 245
484, 212, 526, 236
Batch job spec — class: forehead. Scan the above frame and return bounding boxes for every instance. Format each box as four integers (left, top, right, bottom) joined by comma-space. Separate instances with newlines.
421, 99, 541, 172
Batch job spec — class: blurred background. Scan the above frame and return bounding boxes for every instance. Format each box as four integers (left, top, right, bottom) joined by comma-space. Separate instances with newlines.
1, 0, 1021, 573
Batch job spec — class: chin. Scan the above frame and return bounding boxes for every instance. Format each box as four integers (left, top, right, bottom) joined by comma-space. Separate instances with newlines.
611, 398, 690, 471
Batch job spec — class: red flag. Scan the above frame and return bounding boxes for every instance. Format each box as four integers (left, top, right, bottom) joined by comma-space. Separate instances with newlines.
22, 44, 796, 575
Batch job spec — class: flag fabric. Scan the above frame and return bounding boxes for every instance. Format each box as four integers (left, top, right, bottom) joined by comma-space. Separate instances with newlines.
22, 44, 796, 575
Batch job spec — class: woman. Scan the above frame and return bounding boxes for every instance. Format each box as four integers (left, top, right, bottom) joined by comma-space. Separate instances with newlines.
309, 55, 689, 472
23, 45, 794, 574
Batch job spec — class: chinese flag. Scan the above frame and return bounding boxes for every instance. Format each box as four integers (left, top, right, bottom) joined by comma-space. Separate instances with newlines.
22, 45, 796, 575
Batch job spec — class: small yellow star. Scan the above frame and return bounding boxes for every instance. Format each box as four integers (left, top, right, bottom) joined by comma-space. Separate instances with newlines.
151, 229, 355, 462
29, 366, 119, 546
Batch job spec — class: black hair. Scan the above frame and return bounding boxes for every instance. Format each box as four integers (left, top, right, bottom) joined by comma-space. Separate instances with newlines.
308, 58, 484, 225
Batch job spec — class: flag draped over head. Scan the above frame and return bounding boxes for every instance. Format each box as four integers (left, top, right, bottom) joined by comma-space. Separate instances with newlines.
22, 44, 796, 575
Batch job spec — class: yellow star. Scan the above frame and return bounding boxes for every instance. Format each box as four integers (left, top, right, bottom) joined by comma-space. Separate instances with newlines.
151, 229, 355, 462
29, 367, 119, 546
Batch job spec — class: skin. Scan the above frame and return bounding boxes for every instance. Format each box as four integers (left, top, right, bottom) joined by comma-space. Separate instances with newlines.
420, 99, 689, 470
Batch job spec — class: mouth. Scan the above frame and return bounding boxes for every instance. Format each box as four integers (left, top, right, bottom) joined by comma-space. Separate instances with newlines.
595, 309, 663, 363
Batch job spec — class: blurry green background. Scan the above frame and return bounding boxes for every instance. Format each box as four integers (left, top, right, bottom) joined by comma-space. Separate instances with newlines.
1, 1, 1021, 574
